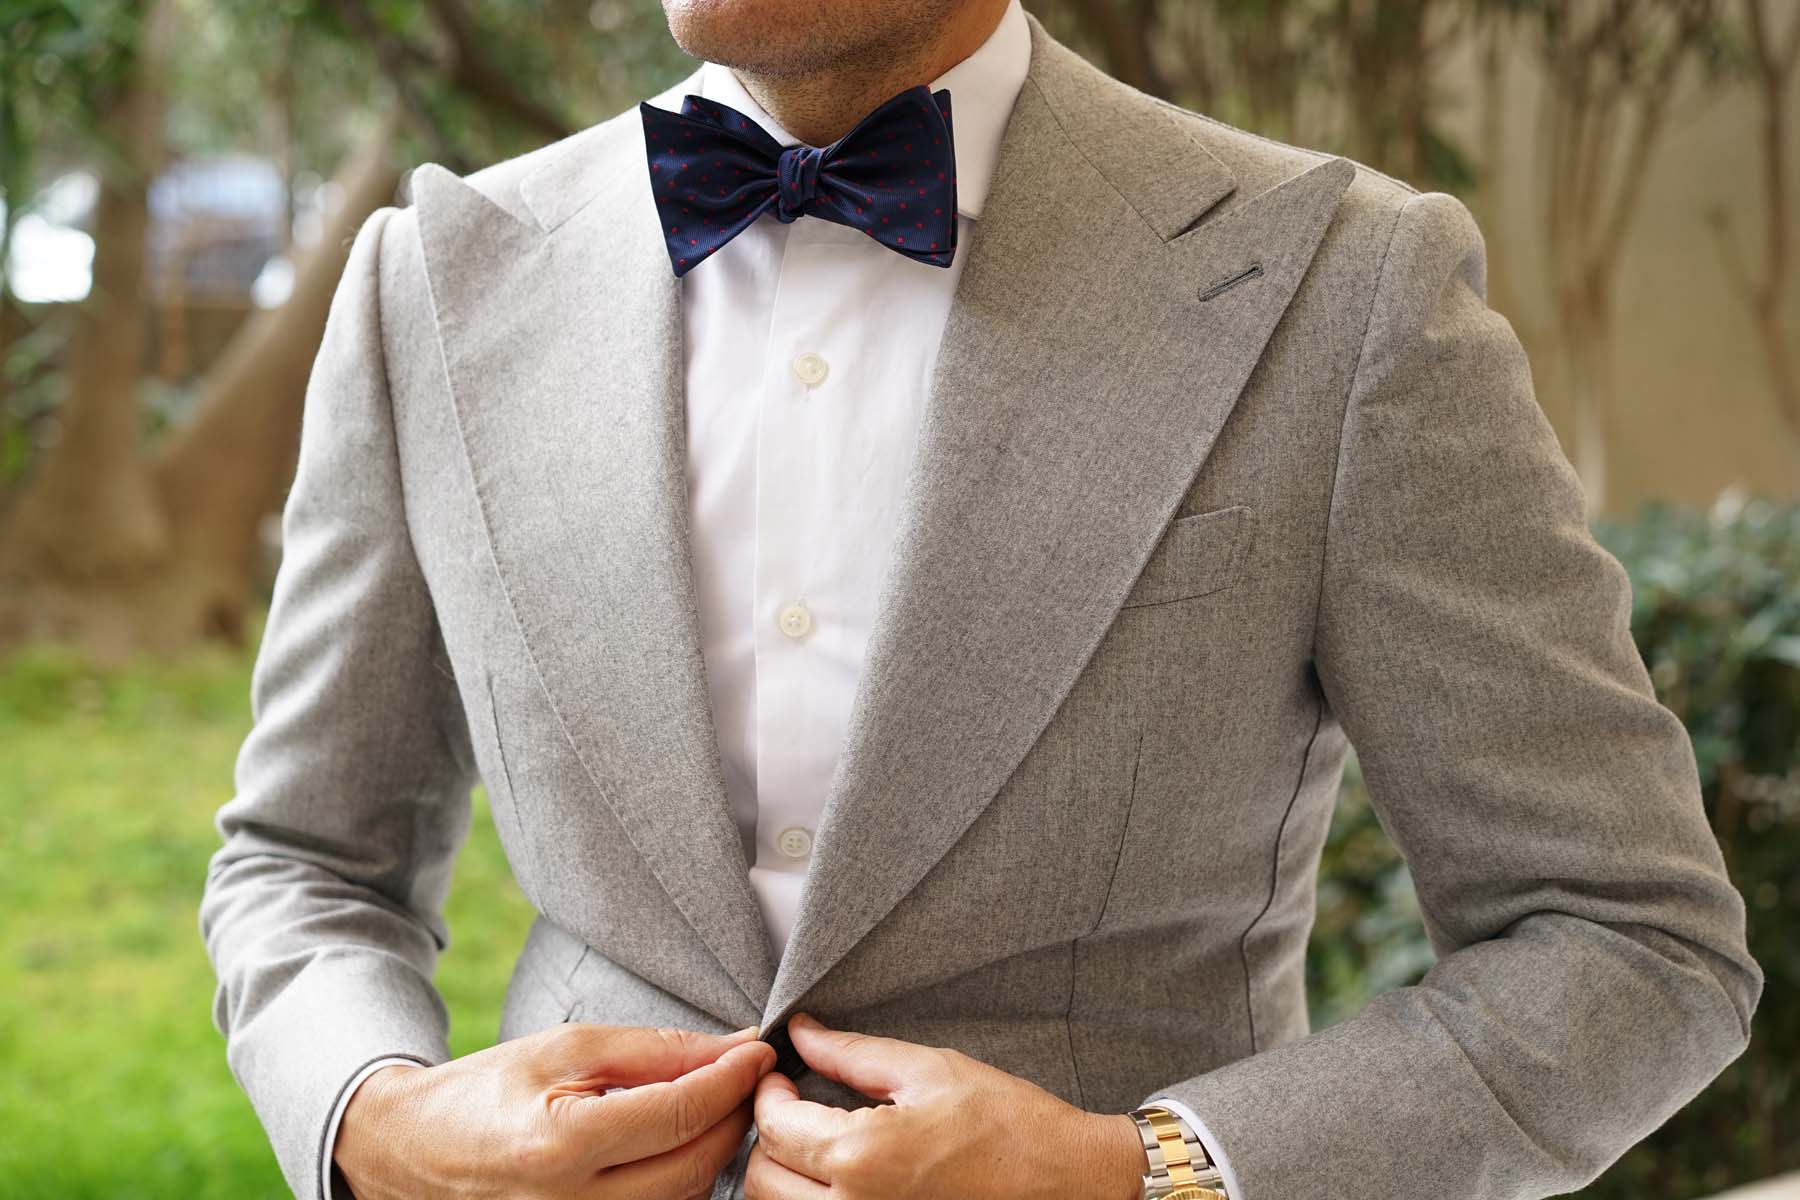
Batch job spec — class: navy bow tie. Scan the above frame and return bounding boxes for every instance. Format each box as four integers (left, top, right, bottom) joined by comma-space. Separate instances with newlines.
639, 84, 958, 277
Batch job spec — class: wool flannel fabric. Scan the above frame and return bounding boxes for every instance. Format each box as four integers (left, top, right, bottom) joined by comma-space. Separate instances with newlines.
203, 18, 1762, 1200
639, 84, 959, 276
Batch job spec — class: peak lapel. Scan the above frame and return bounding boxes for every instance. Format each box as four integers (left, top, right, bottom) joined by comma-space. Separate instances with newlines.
759, 17, 1355, 1031
411, 72, 779, 1018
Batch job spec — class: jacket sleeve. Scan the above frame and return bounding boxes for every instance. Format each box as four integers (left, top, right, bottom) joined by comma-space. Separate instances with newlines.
197, 202, 477, 1200
1139, 188, 1762, 1199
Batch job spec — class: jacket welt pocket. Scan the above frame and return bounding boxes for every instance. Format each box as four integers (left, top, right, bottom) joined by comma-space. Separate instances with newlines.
1120, 504, 1254, 608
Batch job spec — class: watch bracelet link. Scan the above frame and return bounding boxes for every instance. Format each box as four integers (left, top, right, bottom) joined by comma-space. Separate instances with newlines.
1128, 1105, 1226, 1200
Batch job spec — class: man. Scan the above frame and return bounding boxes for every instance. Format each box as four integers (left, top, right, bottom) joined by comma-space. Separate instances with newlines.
198, 0, 1762, 1197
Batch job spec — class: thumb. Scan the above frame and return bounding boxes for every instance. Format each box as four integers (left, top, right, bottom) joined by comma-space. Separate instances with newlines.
783, 1012, 935, 1102
564, 1022, 762, 1088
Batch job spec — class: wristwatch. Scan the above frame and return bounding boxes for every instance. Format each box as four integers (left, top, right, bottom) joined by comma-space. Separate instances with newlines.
1128, 1105, 1227, 1200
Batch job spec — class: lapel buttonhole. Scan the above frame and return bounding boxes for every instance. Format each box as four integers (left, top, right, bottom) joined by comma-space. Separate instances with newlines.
1198, 260, 1263, 302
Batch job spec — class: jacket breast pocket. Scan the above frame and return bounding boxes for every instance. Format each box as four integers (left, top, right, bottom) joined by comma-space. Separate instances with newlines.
1119, 504, 1254, 608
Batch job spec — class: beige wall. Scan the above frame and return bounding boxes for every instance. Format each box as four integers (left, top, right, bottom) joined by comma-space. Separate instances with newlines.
1439, 28, 1800, 517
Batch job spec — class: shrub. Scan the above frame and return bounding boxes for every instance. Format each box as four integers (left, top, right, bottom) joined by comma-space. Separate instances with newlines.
1306, 492, 1799, 1198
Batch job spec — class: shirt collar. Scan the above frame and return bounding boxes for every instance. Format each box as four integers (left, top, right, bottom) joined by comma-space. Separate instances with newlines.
696, 0, 1028, 221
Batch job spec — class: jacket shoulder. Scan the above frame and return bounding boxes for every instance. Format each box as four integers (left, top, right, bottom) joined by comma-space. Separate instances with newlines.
1158, 97, 1417, 205
1127, 97, 1421, 263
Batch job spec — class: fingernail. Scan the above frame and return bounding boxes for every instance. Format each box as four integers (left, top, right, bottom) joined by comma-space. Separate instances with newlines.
730, 1024, 759, 1038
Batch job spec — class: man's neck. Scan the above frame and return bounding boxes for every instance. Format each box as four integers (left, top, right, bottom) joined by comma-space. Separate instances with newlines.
731, 0, 1010, 147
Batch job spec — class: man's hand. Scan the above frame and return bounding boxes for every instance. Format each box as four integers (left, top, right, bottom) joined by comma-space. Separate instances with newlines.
745, 1013, 1146, 1200
334, 1021, 774, 1199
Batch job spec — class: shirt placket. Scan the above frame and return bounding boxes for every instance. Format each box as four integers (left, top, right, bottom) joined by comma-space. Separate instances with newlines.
748, 219, 858, 954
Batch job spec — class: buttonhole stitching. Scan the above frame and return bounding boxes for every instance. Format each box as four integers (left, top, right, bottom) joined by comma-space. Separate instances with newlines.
1198, 261, 1264, 302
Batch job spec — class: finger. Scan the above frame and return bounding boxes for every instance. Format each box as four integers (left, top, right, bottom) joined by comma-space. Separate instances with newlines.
560, 1023, 762, 1089
587, 1096, 753, 1200
565, 1038, 774, 1169
745, 1136, 833, 1200
783, 1012, 934, 1102
750, 1070, 854, 1184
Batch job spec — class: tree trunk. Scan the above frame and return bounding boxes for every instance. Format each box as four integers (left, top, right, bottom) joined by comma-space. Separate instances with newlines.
153, 111, 402, 646
1559, 274, 1615, 518
2, 0, 175, 586
0, 112, 402, 659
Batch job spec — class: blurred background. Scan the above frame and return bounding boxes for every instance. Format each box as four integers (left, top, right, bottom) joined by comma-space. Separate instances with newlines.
0, 0, 1794, 1196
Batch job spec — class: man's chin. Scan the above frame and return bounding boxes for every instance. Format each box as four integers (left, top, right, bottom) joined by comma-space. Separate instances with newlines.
659, 0, 896, 77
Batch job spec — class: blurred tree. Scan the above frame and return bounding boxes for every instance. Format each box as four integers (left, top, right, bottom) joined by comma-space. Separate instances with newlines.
5, 0, 179, 589
1509, 0, 1729, 516
0, 0, 689, 656
1025, 0, 1477, 191
1705, 0, 1799, 436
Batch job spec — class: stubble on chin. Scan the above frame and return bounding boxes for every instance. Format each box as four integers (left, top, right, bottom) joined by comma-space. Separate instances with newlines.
659, 0, 938, 79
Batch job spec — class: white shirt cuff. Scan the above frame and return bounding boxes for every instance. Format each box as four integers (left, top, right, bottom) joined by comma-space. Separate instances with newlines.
1144, 1094, 1243, 1200
321, 1056, 421, 1200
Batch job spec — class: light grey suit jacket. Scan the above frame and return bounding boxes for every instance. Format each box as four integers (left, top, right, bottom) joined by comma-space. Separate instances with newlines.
199, 11, 1761, 1200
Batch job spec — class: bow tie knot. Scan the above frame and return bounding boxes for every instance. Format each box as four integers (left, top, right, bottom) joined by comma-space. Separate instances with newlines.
776, 144, 826, 222
640, 83, 959, 276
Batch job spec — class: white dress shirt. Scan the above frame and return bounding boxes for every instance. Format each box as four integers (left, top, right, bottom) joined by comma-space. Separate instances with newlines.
323, 4, 1239, 1194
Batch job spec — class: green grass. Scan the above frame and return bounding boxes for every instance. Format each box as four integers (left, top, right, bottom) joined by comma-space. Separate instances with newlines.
0, 632, 537, 1198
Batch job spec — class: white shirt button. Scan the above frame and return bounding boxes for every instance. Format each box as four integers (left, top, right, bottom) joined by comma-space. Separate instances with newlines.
792, 351, 829, 387
777, 601, 812, 638
776, 826, 814, 859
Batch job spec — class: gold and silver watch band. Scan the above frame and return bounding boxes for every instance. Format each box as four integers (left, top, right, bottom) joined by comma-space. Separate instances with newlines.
1128, 1105, 1227, 1200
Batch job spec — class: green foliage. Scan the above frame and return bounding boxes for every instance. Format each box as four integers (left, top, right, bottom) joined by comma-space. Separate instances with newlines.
1307, 494, 1800, 1199
1305, 753, 1434, 1030
1583, 494, 1800, 1198
1, 0, 144, 186
0, 627, 538, 1197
